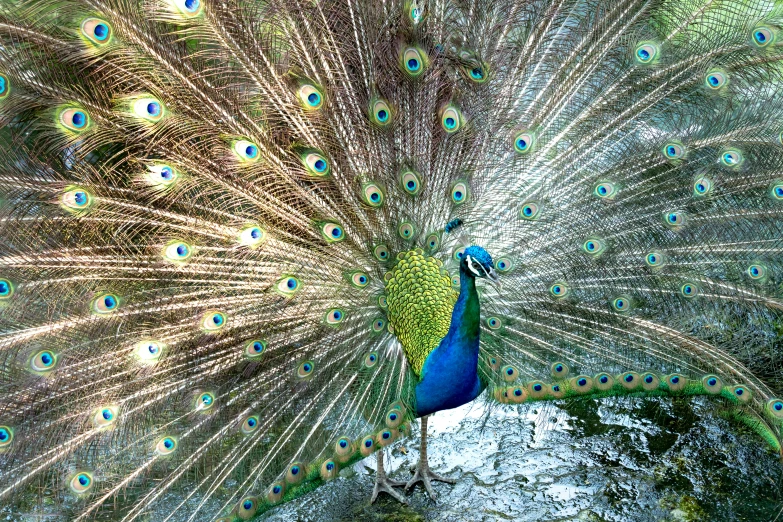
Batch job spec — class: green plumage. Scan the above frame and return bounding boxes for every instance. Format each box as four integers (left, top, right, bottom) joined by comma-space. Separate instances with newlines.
0, 0, 782, 519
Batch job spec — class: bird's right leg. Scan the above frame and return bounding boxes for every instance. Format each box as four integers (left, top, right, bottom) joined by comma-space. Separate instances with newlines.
371, 450, 408, 504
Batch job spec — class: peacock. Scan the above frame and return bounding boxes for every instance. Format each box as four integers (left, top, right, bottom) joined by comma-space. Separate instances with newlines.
1, 0, 783, 519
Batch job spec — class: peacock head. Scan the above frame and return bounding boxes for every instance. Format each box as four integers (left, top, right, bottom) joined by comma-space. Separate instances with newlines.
461, 246, 499, 284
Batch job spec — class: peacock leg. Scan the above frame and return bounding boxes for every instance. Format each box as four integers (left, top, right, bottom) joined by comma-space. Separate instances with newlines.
371, 450, 408, 504
406, 415, 456, 500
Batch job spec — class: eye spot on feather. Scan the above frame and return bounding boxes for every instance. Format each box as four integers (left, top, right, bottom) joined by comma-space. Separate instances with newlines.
619, 372, 639, 389
359, 435, 375, 456
201, 311, 226, 332
705, 70, 727, 89
321, 459, 338, 480
549, 282, 569, 298
267, 482, 285, 504
349, 272, 370, 288
374, 244, 390, 261
398, 222, 415, 240
334, 437, 353, 461
173, 0, 203, 16
701, 375, 723, 394
501, 365, 518, 382
550, 362, 569, 379
486, 316, 501, 330
276, 276, 300, 296
571, 376, 593, 393
31, 350, 57, 373
155, 436, 177, 455
0, 74, 9, 99
371, 318, 385, 333
402, 47, 427, 77
645, 251, 664, 268
364, 351, 378, 368
244, 339, 266, 359
495, 257, 512, 273
594, 181, 617, 200
693, 177, 713, 197
441, 106, 463, 133
594, 372, 614, 390
662, 142, 685, 160
363, 183, 385, 207
147, 164, 179, 187
81, 18, 112, 46
286, 462, 305, 484
513, 131, 534, 154
164, 241, 192, 262
680, 282, 698, 298
611, 296, 631, 312
635, 42, 658, 63
664, 374, 687, 392
377, 295, 388, 308
241, 415, 259, 434
93, 405, 118, 427
641, 373, 660, 391
196, 392, 215, 411
663, 211, 685, 227
59, 108, 90, 132
136, 341, 162, 362
371, 98, 393, 126
730, 385, 752, 403
0, 279, 13, 300
751, 27, 774, 47
239, 226, 265, 247
70, 472, 94, 494
298, 84, 324, 109
237, 497, 258, 520
303, 151, 330, 176
400, 170, 422, 195
720, 149, 744, 167
232, 140, 259, 162
528, 381, 547, 398
451, 181, 469, 204
582, 237, 606, 256
132, 97, 164, 122
425, 233, 440, 252
92, 293, 119, 314
747, 264, 766, 280
385, 409, 403, 428
771, 182, 783, 200
766, 399, 783, 419
297, 360, 315, 379
0, 426, 13, 448
320, 222, 345, 243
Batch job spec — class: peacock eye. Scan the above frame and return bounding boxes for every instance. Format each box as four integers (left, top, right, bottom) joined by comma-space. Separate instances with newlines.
147, 164, 178, 186
276, 276, 300, 296
59, 108, 90, 132
173, 0, 203, 16
364, 351, 379, 367
663, 211, 685, 227
245, 339, 266, 359
298, 84, 324, 109
663, 142, 684, 160
594, 181, 617, 199
582, 237, 606, 256
752, 27, 774, 47
611, 296, 631, 312
133, 97, 164, 122
31, 350, 57, 373
81, 18, 112, 46
680, 282, 699, 298
771, 182, 783, 200
371, 318, 385, 332
0, 426, 13, 447
363, 183, 385, 207
486, 316, 501, 330
238, 497, 258, 518
692, 177, 712, 197
374, 244, 390, 261
0, 278, 12, 299
241, 415, 260, 434
402, 47, 427, 77
371, 99, 393, 126
197, 392, 215, 410
201, 311, 226, 331
93, 293, 119, 314
325, 308, 345, 325
70, 472, 94, 494
360, 435, 375, 456
137, 341, 163, 362
747, 264, 766, 280
453, 246, 466, 261
164, 241, 192, 261
705, 70, 727, 89
239, 225, 265, 247
767, 399, 783, 418
645, 251, 664, 267
304, 151, 330, 176
549, 281, 569, 298
0, 73, 8, 99
92, 406, 119, 428
721, 149, 743, 167
501, 365, 518, 382
513, 131, 535, 154
155, 436, 177, 455
321, 222, 345, 242
425, 233, 440, 251
495, 257, 512, 273
635, 42, 658, 63
233, 140, 260, 162
400, 170, 422, 195
520, 201, 541, 220
398, 222, 415, 240
451, 181, 469, 204
267, 482, 285, 504
441, 106, 463, 133
297, 360, 315, 379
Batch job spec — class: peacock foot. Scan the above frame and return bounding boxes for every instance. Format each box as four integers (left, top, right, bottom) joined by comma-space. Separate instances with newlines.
371, 451, 408, 504
405, 459, 456, 501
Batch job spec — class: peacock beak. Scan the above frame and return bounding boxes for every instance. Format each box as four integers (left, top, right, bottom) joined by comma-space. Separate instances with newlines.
486, 267, 501, 288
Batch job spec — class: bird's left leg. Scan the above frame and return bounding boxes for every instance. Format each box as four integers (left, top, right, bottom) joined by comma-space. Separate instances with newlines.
406, 415, 456, 500
371, 450, 408, 504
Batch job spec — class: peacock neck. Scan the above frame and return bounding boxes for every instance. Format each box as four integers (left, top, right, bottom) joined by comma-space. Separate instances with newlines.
413, 264, 483, 418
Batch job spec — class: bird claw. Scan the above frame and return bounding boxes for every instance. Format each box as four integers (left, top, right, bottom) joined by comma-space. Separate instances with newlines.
371, 474, 408, 504
405, 462, 456, 501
